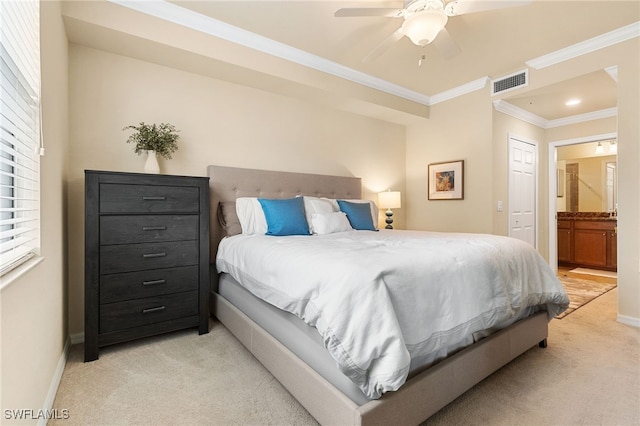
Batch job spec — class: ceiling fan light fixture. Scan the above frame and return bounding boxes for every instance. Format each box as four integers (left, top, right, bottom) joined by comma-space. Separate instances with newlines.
402, 9, 448, 46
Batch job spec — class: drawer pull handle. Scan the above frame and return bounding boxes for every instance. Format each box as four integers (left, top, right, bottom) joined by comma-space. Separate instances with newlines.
142, 306, 166, 314
142, 196, 166, 201
142, 279, 166, 286
142, 226, 167, 231
142, 252, 166, 259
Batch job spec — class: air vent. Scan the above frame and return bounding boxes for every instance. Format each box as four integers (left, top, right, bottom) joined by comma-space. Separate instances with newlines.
492, 70, 528, 95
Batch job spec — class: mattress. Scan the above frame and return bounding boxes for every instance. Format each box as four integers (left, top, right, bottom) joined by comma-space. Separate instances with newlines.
218, 273, 371, 405
218, 272, 488, 405
216, 230, 569, 400
217, 282, 556, 405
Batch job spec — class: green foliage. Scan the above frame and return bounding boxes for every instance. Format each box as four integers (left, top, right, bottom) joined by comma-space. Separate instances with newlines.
123, 122, 180, 159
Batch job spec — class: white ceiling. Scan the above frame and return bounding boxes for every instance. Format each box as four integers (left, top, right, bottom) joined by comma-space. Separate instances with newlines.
504, 69, 618, 121
65, 1, 639, 122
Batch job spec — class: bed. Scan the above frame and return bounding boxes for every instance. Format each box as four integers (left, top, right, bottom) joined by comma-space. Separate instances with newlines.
207, 165, 569, 425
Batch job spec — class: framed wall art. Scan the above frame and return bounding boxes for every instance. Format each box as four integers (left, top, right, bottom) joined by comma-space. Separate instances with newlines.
428, 160, 464, 200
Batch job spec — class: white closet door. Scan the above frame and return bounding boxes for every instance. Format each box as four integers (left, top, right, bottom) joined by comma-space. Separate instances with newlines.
509, 136, 537, 247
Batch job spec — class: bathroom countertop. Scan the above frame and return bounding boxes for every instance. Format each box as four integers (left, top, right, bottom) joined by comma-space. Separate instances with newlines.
557, 212, 617, 221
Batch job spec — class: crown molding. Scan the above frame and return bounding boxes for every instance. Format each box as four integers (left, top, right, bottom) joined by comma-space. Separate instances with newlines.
546, 107, 617, 129
109, 1, 637, 112
605, 65, 618, 82
429, 77, 490, 105
526, 21, 640, 70
493, 101, 617, 129
108, 0, 431, 106
493, 100, 548, 127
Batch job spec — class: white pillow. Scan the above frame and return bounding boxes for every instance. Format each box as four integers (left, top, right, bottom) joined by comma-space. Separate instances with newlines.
310, 212, 353, 235
236, 197, 267, 235
302, 196, 337, 233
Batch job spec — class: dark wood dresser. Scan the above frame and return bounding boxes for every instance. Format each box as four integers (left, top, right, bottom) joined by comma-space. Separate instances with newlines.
85, 170, 210, 362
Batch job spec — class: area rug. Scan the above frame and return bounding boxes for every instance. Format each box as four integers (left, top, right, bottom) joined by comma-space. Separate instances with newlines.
556, 275, 617, 319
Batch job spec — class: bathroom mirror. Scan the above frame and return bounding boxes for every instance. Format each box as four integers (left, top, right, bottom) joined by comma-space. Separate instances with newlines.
556, 141, 617, 213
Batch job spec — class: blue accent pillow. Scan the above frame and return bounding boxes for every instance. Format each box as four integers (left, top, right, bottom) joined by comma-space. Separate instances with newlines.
337, 200, 376, 231
258, 197, 310, 236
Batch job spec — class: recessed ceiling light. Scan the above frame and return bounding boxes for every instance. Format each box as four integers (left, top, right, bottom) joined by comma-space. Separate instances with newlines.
565, 99, 581, 106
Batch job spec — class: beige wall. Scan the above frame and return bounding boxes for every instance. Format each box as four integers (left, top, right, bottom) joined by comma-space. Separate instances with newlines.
615, 40, 640, 322
491, 114, 617, 258
66, 44, 406, 336
0, 1, 69, 422
405, 89, 493, 233
406, 38, 640, 322
547, 116, 617, 143
491, 111, 547, 253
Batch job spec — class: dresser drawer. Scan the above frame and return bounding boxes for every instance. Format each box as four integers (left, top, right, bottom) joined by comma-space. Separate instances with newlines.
100, 291, 198, 333
100, 265, 199, 304
100, 183, 199, 213
100, 215, 198, 245
100, 240, 198, 274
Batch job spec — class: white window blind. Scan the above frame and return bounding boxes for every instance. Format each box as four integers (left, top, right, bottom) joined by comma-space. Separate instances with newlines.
0, 0, 41, 277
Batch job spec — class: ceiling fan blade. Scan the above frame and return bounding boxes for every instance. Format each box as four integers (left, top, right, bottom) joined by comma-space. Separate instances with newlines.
432, 27, 461, 59
363, 27, 405, 62
444, 0, 531, 16
335, 8, 403, 18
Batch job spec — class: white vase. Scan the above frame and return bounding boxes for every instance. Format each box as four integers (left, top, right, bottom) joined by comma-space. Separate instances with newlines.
144, 150, 160, 174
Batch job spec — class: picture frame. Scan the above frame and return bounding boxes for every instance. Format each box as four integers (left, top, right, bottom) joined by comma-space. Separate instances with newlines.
428, 160, 464, 200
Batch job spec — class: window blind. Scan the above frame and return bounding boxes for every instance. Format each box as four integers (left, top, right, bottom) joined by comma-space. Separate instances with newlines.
0, 0, 41, 277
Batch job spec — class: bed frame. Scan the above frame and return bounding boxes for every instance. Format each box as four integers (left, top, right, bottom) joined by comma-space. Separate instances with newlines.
207, 165, 549, 425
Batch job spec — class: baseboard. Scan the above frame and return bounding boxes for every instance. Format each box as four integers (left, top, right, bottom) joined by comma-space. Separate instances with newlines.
37, 336, 71, 426
617, 314, 640, 328
70, 332, 85, 344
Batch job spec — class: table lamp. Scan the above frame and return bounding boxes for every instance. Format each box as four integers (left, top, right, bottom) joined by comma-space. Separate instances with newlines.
378, 190, 401, 229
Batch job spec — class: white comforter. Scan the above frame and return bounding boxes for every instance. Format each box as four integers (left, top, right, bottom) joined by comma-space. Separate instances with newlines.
216, 230, 569, 399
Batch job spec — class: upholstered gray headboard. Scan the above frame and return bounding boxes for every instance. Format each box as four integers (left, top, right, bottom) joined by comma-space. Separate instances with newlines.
207, 165, 362, 267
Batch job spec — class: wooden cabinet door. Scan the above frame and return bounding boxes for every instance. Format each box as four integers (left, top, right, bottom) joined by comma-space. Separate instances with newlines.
574, 229, 607, 267
557, 221, 572, 263
607, 230, 617, 269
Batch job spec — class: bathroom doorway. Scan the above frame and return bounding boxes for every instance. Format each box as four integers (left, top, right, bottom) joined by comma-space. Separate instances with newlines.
548, 133, 618, 274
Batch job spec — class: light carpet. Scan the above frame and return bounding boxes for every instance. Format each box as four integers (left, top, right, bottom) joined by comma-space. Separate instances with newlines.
51, 289, 639, 426
556, 274, 617, 319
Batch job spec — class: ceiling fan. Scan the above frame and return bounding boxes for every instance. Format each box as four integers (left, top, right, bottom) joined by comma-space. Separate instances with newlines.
335, 0, 531, 62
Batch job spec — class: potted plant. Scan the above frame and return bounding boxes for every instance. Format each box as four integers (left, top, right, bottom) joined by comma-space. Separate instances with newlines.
123, 122, 180, 173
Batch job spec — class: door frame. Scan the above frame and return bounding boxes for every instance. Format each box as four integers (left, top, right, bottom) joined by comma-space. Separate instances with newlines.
508, 133, 539, 248
547, 132, 617, 273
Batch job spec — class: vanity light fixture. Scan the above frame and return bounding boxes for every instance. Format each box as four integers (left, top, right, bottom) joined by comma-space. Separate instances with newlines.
595, 142, 604, 154
609, 140, 617, 153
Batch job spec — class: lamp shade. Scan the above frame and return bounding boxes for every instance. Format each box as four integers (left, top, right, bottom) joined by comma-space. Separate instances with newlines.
401, 9, 448, 46
378, 191, 402, 209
